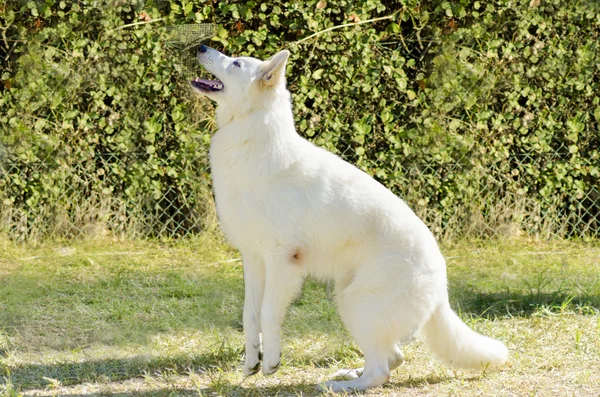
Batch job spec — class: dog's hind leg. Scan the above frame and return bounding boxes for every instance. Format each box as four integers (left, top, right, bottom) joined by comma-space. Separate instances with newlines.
322, 317, 391, 392
324, 350, 390, 392
322, 264, 428, 392
329, 343, 404, 383
389, 343, 405, 370
241, 252, 265, 376
321, 292, 394, 392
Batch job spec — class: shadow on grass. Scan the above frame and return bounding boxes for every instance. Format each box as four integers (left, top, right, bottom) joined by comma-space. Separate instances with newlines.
41, 389, 200, 397
192, 372, 459, 396
451, 289, 600, 318
6, 365, 487, 396
197, 383, 323, 397
6, 349, 355, 392
5, 349, 242, 390
387, 372, 457, 390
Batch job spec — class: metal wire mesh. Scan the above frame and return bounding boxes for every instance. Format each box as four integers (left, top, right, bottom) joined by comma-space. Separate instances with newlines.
0, 144, 598, 241
163, 24, 217, 79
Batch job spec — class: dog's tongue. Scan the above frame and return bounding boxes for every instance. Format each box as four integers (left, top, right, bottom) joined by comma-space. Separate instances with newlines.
191, 77, 224, 91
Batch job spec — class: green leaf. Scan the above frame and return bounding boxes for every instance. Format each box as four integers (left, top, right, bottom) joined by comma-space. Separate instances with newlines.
312, 69, 324, 79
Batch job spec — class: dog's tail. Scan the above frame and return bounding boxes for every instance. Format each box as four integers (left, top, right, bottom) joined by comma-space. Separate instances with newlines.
420, 300, 508, 370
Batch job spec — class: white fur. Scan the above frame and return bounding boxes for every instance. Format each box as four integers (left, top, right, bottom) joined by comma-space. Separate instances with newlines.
192, 46, 508, 392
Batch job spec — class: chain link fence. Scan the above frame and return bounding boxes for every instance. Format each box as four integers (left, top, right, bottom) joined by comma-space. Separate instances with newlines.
1, 143, 598, 241
408, 149, 600, 241
0, 150, 212, 241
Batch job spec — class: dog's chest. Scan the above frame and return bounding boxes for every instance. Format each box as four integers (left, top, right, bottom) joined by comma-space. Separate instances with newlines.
208, 123, 304, 249
209, 141, 273, 249
212, 179, 269, 248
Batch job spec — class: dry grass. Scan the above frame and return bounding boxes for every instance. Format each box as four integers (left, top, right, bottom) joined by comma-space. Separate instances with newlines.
0, 236, 598, 396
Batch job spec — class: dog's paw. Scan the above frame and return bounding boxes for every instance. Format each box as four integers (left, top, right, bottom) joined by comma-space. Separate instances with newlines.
389, 349, 405, 370
261, 338, 281, 376
262, 360, 280, 375
262, 352, 281, 375
319, 379, 361, 393
319, 380, 346, 393
332, 368, 363, 380
244, 360, 261, 376
243, 350, 262, 376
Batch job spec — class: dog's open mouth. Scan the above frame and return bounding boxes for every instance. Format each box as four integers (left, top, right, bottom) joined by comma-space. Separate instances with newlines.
191, 77, 224, 92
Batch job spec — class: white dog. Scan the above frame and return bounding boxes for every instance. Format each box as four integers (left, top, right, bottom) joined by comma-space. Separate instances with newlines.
191, 45, 508, 392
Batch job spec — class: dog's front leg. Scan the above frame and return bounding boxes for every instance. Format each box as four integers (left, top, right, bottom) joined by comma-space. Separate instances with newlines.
242, 252, 265, 376
260, 254, 304, 375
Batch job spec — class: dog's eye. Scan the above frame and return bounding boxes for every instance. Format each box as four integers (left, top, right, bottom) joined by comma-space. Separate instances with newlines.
233, 60, 241, 68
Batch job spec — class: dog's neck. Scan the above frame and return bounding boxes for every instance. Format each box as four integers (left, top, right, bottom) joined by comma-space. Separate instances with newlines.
214, 101, 298, 147
215, 86, 292, 128
210, 90, 302, 182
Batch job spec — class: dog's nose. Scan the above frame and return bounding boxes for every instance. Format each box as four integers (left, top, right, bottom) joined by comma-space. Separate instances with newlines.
198, 44, 208, 53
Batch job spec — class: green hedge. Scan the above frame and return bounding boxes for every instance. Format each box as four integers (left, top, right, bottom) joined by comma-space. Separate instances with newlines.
1, 0, 599, 239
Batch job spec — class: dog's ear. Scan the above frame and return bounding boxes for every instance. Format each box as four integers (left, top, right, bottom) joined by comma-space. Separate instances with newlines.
259, 50, 290, 87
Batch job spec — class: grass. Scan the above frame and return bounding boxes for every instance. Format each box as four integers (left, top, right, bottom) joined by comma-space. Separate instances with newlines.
0, 235, 599, 396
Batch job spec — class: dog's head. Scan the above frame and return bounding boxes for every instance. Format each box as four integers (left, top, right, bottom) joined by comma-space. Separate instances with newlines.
191, 45, 290, 112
